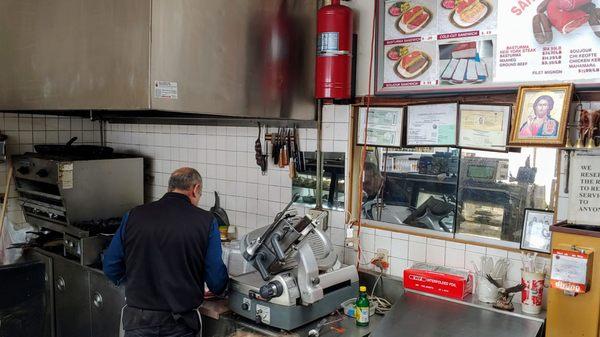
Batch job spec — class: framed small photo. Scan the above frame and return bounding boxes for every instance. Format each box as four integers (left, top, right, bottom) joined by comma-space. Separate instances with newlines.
520, 209, 553, 254
509, 84, 573, 147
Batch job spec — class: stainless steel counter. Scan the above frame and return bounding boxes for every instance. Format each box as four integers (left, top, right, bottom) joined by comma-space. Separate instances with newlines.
207, 271, 544, 337
371, 291, 544, 337
22, 249, 545, 337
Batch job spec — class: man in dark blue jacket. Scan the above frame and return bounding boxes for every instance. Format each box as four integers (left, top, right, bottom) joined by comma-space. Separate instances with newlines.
103, 167, 229, 337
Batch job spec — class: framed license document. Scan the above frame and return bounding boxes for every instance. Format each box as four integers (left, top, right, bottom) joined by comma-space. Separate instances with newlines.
406, 103, 458, 146
356, 107, 404, 147
458, 104, 511, 151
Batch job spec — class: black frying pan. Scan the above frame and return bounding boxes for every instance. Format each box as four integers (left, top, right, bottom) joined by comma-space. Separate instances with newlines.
34, 137, 113, 157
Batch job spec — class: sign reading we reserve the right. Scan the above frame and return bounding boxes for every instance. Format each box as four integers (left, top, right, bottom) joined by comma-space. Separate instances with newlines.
568, 154, 600, 226
495, 0, 600, 83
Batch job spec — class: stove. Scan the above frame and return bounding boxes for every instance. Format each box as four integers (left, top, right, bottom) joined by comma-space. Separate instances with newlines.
61, 218, 123, 265
13, 151, 142, 266
12, 153, 143, 238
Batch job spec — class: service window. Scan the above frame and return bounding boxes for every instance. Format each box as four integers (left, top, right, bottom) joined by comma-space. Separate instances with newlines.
361, 147, 459, 234
455, 148, 558, 244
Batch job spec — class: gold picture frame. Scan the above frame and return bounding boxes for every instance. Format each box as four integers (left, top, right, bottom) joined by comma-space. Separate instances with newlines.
509, 84, 573, 147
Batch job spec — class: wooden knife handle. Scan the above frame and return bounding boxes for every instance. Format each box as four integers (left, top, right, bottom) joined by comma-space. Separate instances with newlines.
278, 148, 285, 168
289, 158, 296, 179
282, 145, 289, 166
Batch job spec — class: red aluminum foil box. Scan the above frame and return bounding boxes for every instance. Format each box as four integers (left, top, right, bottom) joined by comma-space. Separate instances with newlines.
403, 263, 474, 299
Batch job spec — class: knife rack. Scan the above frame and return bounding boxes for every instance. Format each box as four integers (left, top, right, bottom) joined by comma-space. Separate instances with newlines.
264, 133, 295, 143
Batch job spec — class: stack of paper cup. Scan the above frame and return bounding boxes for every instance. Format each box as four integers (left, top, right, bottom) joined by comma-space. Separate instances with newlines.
521, 270, 545, 314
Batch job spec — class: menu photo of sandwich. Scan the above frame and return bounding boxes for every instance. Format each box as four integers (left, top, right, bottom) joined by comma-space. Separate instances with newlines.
385, 0, 438, 39
438, 0, 497, 34
387, 44, 433, 80
438, 39, 494, 85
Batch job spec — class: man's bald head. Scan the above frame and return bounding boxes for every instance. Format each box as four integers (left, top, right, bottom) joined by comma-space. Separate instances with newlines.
168, 167, 202, 192
168, 167, 203, 205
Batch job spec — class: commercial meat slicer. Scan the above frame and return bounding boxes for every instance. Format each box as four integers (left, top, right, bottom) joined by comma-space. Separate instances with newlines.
226, 196, 359, 330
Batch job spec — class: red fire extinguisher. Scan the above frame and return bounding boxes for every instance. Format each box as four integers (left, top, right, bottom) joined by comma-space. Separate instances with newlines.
315, 0, 353, 100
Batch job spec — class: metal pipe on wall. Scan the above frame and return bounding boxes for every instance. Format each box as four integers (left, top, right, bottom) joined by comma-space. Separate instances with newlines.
315, 100, 324, 210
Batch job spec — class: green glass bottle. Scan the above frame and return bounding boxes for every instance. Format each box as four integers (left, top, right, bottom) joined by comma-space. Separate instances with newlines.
355, 286, 370, 327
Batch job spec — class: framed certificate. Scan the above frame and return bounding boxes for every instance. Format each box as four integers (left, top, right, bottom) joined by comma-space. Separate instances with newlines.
405, 103, 458, 146
356, 107, 404, 147
458, 104, 511, 151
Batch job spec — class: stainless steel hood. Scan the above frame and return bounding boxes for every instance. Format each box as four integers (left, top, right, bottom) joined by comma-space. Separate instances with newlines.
0, 0, 151, 110
0, 0, 316, 120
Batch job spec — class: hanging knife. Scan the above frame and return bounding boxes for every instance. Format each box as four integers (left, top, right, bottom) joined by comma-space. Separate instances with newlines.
255, 123, 264, 167
288, 129, 297, 178
272, 128, 280, 165
294, 126, 305, 172
282, 128, 289, 167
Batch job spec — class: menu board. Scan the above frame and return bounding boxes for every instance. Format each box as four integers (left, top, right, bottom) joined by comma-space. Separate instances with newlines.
406, 103, 458, 146
357, 107, 404, 146
376, 0, 600, 94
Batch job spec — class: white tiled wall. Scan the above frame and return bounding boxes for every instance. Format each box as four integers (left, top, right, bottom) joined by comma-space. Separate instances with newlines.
352, 226, 552, 304
105, 105, 352, 259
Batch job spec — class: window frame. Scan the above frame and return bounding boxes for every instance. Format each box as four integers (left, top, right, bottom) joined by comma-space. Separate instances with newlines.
348, 103, 560, 252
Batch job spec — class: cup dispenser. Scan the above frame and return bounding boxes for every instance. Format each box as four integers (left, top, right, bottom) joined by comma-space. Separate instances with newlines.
547, 222, 599, 337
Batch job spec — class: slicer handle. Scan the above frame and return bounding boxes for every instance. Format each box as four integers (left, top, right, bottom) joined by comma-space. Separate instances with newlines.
271, 233, 286, 262
255, 252, 271, 281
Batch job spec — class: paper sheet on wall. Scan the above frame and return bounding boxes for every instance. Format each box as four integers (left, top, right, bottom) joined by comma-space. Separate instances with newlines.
568, 153, 600, 226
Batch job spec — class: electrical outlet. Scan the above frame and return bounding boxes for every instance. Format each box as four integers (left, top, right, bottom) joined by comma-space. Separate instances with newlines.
345, 231, 360, 251
344, 237, 354, 248
376, 248, 389, 263
352, 236, 359, 251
